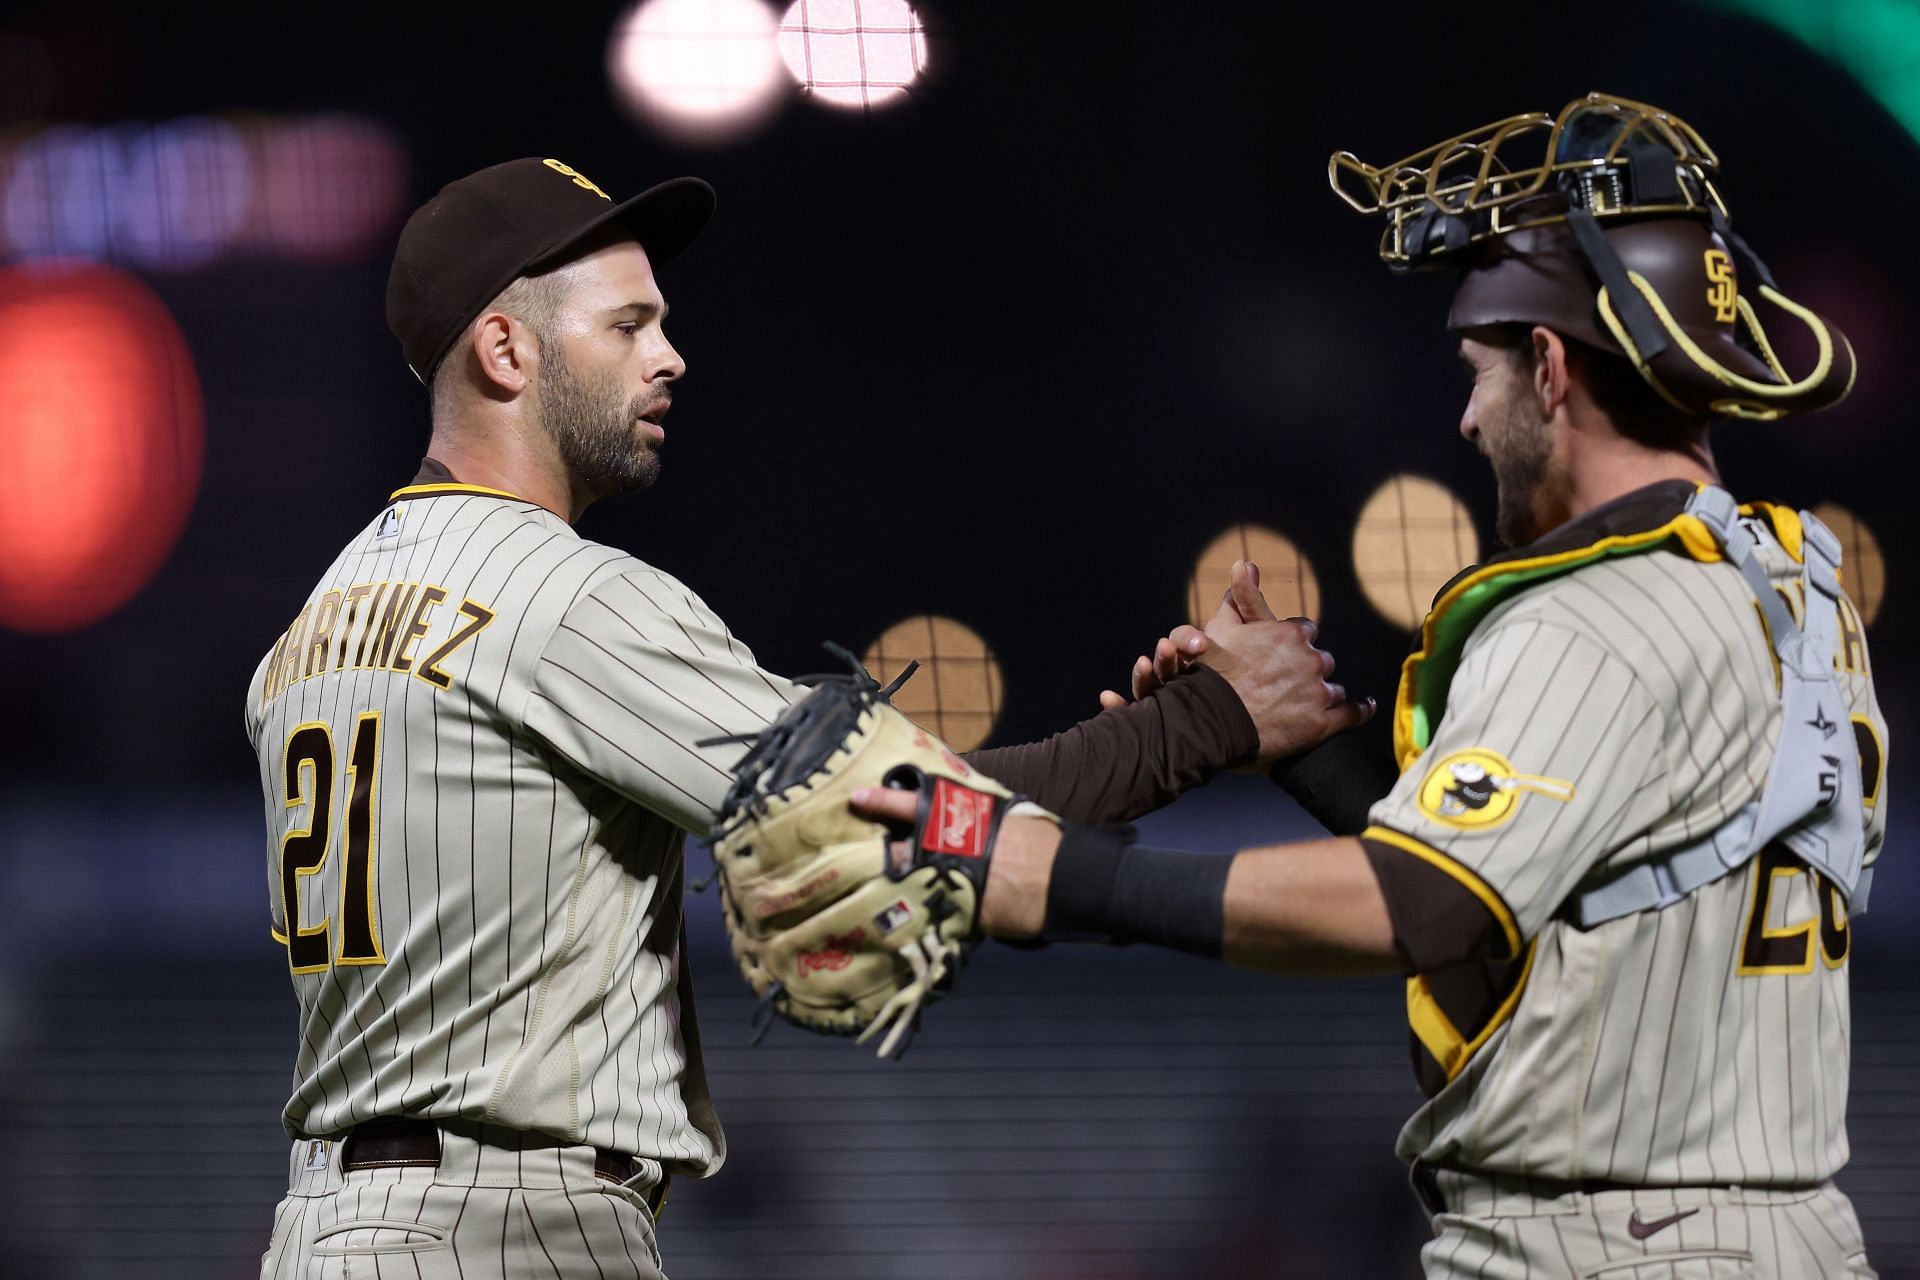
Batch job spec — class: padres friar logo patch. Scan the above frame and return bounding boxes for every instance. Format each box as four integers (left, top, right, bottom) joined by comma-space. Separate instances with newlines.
1417, 748, 1575, 830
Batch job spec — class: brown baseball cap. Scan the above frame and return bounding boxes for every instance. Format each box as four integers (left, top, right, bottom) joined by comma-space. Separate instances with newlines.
386, 157, 714, 385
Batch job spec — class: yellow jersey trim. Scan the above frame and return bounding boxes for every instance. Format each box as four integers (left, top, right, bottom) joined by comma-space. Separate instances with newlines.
388, 482, 531, 502
1362, 824, 1523, 959
1407, 939, 1538, 1083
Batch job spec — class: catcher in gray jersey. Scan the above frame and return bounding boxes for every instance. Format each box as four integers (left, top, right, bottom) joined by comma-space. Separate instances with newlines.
850, 93, 1888, 1278
248, 157, 1365, 1278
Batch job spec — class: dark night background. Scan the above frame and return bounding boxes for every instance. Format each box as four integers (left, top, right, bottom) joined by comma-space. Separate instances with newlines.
0, 1, 1912, 1276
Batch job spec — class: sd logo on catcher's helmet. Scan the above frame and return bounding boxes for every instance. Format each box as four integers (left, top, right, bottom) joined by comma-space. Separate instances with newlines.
1416, 748, 1575, 830
1329, 92, 1856, 423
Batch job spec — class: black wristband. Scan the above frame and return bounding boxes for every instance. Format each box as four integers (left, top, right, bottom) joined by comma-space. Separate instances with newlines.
1041, 822, 1233, 957
1042, 822, 1136, 944
1110, 843, 1233, 958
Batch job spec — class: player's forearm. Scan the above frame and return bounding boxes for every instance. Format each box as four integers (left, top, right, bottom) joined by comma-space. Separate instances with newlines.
981, 823, 1404, 977
1221, 837, 1402, 975
965, 666, 1256, 823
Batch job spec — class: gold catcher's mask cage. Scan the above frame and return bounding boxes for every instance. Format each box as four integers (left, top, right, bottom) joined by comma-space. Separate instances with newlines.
1329, 93, 1855, 421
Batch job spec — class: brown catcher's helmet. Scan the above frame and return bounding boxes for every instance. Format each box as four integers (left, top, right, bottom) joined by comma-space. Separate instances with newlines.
1329, 93, 1855, 421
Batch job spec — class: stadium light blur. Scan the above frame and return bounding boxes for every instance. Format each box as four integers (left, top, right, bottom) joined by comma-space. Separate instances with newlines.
0, 115, 408, 270
777, 0, 928, 109
0, 264, 204, 635
608, 0, 788, 144
1812, 503, 1886, 627
863, 615, 1002, 750
1352, 475, 1480, 631
244, 116, 412, 263
1187, 525, 1321, 626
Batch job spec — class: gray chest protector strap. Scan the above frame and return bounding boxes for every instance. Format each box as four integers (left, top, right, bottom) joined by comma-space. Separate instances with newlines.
1566, 485, 1869, 929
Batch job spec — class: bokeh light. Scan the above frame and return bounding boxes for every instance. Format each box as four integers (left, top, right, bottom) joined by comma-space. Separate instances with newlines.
863, 615, 1003, 751
1352, 474, 1480, 630
0, 115, 408, 269
243, 116, 411, 263
2, 125, 124, 264
608, 0, 788, 144
1812, 503, 1886, 626
0, 263, 204, 634
777, 0, 928, 109
1188, 525, 1320, 625
120, 117, 254, 269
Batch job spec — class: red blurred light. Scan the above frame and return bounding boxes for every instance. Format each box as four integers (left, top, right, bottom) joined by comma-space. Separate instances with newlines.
0, 263, 204, 634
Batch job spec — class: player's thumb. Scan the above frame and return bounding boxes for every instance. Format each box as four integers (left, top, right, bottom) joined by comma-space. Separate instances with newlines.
1230, 559, 1279, 622
1208, 561, 1249, 630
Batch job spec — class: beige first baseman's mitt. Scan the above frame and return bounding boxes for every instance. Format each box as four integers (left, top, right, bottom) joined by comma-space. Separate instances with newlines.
705, 645, 1047, 1058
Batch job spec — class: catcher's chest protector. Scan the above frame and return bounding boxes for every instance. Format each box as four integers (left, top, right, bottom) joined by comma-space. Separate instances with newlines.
1565, 485, 1869, 927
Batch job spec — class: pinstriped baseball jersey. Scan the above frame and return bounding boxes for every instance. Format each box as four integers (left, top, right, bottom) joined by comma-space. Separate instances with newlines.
1365, 501, 1887, 1186
244, 481, 798, 1174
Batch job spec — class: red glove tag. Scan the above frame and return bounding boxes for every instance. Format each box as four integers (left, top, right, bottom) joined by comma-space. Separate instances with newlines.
923, 778, 995, 859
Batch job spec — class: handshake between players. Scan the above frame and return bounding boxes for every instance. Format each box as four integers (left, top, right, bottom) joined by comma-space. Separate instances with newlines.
706, 555, 1384, 1057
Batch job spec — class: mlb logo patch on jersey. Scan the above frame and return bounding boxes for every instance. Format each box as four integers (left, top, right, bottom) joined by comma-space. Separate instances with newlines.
873, 899, 913, 935
375, 505, 405, 540
302, 1139, 331, 1172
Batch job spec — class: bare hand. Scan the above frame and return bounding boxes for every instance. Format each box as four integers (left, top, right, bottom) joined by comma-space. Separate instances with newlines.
849, 785, 1058, 939
1098, 628, 1209, 710
1199, 561, 1374, 762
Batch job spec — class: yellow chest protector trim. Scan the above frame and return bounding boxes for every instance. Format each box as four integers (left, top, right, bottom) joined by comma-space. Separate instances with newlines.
1393, 511, 1723, 770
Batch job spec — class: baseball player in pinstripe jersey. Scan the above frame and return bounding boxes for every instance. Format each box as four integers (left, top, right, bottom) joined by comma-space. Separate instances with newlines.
853, 94, 1888, 1277
248, 157, 1359, 1277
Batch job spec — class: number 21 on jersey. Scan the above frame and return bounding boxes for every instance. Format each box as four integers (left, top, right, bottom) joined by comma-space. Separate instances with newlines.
272, 713, 385, 973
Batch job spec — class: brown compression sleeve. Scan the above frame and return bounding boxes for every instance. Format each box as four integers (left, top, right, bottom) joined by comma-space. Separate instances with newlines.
1359, 838, 1510, 971
964, 665, 1257, 824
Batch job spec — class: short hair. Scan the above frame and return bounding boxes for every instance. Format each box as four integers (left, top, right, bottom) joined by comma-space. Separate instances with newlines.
1487, 322, 1712, 449
428, 265, 578, 408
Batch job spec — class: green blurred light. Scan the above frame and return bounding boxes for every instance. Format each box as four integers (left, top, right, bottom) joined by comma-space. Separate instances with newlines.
1699, 0, 1920, 144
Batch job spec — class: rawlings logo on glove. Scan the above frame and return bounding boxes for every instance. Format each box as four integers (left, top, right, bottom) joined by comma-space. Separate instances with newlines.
702, 644, 1052, 1058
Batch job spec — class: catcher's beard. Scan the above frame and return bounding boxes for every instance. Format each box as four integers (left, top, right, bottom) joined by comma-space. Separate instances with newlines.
535, 336, 664, 498
1487, 394, 1559, 548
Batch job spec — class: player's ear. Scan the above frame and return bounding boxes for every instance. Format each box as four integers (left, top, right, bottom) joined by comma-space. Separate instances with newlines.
469, 310, 536, 398
1529, 325, 1570, 418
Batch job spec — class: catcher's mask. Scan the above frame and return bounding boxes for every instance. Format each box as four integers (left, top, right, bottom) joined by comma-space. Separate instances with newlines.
1329, 92, 1854, 422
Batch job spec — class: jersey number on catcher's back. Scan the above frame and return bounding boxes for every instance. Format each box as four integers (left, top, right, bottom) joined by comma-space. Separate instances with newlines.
1735, 715, 1883, 977
273, 712, 386, 973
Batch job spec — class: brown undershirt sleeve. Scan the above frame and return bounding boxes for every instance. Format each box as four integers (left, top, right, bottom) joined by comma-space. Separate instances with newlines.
964, 665, 1257, 824
1359, 838, 1510, 972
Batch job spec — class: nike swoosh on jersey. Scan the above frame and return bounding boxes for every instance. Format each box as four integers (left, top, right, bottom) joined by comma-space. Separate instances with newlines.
1626, 1207, 1700, 1240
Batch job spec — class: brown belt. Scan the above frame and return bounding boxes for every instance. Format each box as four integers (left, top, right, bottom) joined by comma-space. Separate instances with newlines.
339, 1119, 670, 1217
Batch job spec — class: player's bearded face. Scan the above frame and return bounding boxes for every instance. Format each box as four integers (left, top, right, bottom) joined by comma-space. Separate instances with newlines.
535, 336, 664, 496
1478, 357, 1557, 548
